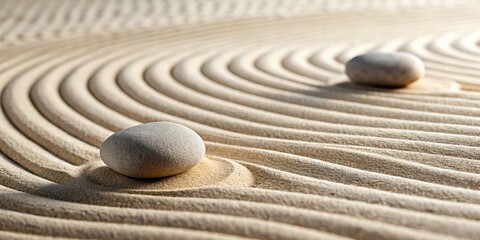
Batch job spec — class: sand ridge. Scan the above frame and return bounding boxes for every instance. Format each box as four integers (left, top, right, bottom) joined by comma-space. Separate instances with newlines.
1, 0, 480, 239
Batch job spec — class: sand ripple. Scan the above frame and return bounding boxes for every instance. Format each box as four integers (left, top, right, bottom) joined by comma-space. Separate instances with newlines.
1, 0, 480, 239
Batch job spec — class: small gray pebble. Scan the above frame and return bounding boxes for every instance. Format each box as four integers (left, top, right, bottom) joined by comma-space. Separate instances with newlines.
100, 122, 205, 178
346, 52, 425, 87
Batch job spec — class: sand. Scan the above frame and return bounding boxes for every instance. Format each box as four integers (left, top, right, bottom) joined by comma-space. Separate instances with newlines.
0, 0, 480, 239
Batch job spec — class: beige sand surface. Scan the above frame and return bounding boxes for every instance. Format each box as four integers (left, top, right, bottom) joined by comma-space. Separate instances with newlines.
1, 0, 480, 239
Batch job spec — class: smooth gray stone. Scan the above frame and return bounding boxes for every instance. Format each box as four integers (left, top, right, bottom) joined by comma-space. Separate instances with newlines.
100, 122, 205, 178
346, 52, 425, 87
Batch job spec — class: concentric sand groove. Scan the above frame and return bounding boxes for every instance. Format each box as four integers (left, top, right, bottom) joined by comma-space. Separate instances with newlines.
1, 1, 480, 239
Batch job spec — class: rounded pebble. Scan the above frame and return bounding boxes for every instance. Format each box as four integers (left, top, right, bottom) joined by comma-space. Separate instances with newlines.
346, 52, 425, 87
100, 122, 206, 178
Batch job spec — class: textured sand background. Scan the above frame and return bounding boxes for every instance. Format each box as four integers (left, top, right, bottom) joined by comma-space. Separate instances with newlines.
1, 0, 480, 239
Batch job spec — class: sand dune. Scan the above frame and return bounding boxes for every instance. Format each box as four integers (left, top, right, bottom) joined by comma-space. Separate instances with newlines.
1, 0, 480, 239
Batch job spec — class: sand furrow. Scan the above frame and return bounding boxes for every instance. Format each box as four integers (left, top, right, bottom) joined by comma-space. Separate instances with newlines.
1, 1, 480, 239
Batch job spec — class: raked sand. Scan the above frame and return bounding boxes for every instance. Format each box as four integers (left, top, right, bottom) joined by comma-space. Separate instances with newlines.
1, 0, 480, 239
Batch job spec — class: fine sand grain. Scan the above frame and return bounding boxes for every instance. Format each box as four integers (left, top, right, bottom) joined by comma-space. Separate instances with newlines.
1, 0, 480, 239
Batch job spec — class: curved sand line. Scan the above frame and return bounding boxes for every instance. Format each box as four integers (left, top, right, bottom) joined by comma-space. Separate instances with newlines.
1, 1, 480, 239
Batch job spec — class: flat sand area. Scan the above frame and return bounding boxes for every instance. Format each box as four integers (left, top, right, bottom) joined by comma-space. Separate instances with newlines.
1, 1, 480, 239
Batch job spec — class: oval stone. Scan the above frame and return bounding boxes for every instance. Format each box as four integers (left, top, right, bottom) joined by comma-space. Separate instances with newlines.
100, 122, 205, 178
346, 52, 425, 87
